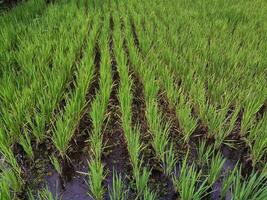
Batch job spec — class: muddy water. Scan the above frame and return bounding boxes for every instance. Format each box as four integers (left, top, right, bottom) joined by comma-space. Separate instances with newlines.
45, 157, 92, 200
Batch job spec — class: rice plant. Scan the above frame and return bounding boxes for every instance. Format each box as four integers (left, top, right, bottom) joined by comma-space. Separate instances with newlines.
88, 11, 113, 200
207, 152, 225, 186
52, 13, 98, 156
232, 169, 267, 200
109, 171, 128, 200
172, 155, 208, 200
114, 10, 155, 198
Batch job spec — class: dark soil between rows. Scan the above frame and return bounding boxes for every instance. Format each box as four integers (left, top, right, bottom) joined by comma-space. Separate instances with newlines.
126, 18, 178, 199
130, 69, 177, 199
102, 15, 134, 199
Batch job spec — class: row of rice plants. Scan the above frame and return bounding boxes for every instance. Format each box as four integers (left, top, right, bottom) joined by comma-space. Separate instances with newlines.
52, 12, 99, 156
87, 10, 113, 200
121, 2, 214, 199
112, 8, 155, 199
130, 0, 232, 151
122, 3, 177, 180
124, 3, 223, 199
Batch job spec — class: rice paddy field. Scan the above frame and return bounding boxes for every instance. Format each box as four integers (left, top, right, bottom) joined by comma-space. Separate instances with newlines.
0, 0, 267, 199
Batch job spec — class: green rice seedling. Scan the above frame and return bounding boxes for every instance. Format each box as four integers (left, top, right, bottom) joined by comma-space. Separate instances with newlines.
216, 106, 240, 148
26, 111, 46, 144
173, 156, 208, 200
38, 187, 58, 200
52, 107, 80, 156
196, 141, 214, 166
0, 142, 21, 176
134, 163, 151, 198
0, 106, 21, 142
232, 169, 267, 200
109, 171, 128, 200
50, 156, 62, 176
127, 129, 151, 196
19, 131, 34, 160
0, 137, 23, 197
0, 169, 22, 196
146, 103, 170, 161
164, 143, 178, 176
240, 90, 265, 136
28, 186, 58, 200
0, 127, 11, 151
143, 187, 157, 200
207, 152, 225, 186
247, 113, 267, 166
177, 105, 198, 143
88, 159, 105, 200
88, 12, 112, 200
204, 105, 228, 140
0, 179, 11, 200
221, 165, 238, 199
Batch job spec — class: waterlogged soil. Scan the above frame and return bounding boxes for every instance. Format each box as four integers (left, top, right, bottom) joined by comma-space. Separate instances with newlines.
14, 139, 55, 199
45, 158, 91, 200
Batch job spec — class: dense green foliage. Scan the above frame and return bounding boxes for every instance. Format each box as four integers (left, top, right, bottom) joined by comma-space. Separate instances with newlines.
0, 0, 267, 199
